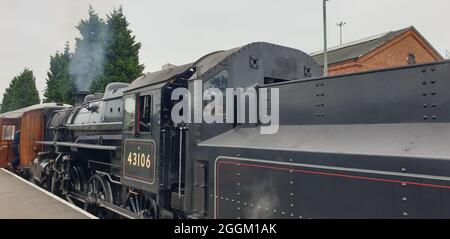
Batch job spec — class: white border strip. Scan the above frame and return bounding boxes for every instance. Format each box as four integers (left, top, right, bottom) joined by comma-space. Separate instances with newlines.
1, 169, 98, 219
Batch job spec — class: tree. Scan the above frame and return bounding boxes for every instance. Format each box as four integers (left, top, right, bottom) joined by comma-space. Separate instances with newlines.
44, 42, 74, 104
90, 7, 144, 93
1, 69, 40, 113
70, 6, 108, 93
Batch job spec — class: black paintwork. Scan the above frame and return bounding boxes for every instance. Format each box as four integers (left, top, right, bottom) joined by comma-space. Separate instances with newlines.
26, 42, 450, 219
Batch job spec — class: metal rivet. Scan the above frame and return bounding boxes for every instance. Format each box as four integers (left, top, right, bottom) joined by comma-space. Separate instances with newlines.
401, 168, 406, 172
402, 183, 407, 186
432, 104, 437, 108
422, 93, 427, 96
423, 104, 427, 108
432, 116, 437, 120
431, 80, 436, 84
403, 212, 408, 216
423, 116, 428, 120
422, 81, 427, 85
431, 92, 436, 96
402, 197, 407, 201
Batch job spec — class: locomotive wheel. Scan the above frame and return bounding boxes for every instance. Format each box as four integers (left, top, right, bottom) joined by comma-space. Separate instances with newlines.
85, 174, 114, 219
39, 175, 52, 191
64, 166, 86, 202
126, 192, 157, 219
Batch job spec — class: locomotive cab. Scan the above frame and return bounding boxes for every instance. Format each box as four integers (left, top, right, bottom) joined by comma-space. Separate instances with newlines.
121, 67, 193, 217
120, 42, 321, 218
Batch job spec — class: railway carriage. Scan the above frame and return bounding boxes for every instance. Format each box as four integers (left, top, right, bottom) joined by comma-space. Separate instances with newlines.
0, 103, 70, 174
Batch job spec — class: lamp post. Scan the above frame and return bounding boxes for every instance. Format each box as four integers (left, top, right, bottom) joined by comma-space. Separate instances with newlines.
323, 0, 330, 77
337, 21, 346, 45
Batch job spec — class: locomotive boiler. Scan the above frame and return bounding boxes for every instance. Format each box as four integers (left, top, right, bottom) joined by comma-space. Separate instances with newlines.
28, 42, 450, 219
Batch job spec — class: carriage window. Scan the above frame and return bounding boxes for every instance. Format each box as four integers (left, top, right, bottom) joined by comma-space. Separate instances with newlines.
1, 125, 16, 140
123, 96, 136, 132
137, 95, 152, 132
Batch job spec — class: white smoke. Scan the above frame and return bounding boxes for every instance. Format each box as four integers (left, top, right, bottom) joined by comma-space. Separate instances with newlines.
69, 28, 110, 92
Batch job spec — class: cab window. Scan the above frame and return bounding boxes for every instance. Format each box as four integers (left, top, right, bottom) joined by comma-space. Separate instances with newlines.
204, 70, 228, 116
123, 96, 136, 132
137, 95, 152, 132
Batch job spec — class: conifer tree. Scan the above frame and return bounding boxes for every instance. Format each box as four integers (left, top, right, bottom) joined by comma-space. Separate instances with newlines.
70, 6, 108, 93
90, 7, 144, 93
1, 69, 40, 113
44, 42, 74, 104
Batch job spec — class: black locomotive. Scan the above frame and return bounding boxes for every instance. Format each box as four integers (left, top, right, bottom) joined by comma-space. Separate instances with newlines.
28, 42, 450, 219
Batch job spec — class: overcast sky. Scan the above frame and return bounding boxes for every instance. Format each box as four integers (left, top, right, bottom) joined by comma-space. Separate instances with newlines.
1, 0, 449, 101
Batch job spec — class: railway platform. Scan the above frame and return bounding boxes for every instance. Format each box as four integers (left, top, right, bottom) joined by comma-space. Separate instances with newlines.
0, 168, 97, 219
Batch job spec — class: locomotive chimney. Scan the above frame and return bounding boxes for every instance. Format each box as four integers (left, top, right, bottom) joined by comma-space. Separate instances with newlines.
74, 91, 90, 106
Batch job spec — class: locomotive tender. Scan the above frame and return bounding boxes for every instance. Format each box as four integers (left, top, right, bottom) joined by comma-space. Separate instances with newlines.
24, 42, 450, 218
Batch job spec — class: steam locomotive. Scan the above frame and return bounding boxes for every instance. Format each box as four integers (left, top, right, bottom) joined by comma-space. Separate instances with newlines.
5, 42, 450, 219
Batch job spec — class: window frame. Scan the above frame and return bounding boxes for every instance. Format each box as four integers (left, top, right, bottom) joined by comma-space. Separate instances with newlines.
123, 95, 137, 133
1, 125, 16, 141
136, 94, 152, 135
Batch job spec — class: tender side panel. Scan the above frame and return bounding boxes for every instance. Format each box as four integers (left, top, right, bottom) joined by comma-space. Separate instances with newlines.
215, 157, 450, 219
271, 61, 450, 125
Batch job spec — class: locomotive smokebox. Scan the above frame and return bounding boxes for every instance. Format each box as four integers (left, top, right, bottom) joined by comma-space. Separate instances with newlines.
74, 91, 90, 106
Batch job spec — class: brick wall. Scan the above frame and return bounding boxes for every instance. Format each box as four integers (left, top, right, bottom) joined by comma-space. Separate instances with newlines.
328, 29, 442, 76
